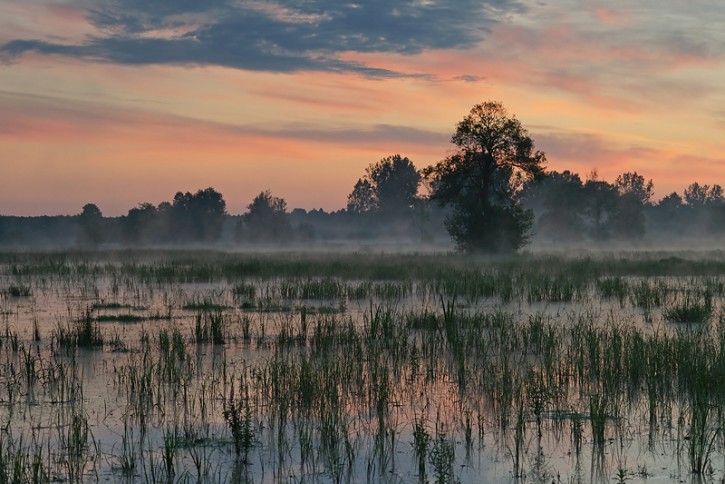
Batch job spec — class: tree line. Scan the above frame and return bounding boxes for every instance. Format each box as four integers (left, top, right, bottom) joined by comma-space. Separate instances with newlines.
2, 101, 724, 251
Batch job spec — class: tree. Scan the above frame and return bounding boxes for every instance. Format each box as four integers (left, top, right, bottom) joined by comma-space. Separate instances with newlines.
582, 172, 618, 241
346, 154, 421, 216
615, 172, 654, 205
347, 178, 376, 214
170, 187, 227, 242
125, 202, 158, 244
78, 203, 104, 246
424, 101, 546, 253
650, 192, 684, 234
610, 172, 654, 240
244, 190, 290, 241
523, 170, 586, 242
684, 182, 724, 207
682, 183, 725, 235
366, 155, 420, 215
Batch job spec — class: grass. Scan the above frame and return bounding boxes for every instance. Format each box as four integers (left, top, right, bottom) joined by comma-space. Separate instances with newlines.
663, 290, 713, 323
4, 284, 31, 297
3, 249, 725, 482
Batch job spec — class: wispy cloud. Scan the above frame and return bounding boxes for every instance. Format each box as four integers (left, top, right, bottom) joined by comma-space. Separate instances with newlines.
0, 88, 448, 149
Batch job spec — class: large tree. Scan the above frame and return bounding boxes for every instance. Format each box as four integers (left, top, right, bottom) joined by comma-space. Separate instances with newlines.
424, 101, 546, 252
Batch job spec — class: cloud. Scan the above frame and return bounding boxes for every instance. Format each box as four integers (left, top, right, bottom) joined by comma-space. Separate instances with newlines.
536, 131, 656, 166
246, 123, 450, 148
0, 88, 449, 150
1, 0, 522, 76
453, 74, 486, 82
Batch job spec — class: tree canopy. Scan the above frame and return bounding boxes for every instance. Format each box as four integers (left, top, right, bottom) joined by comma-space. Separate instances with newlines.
244, 190, 291, 241
346, 154, 420, 217
424, 101, 546, 253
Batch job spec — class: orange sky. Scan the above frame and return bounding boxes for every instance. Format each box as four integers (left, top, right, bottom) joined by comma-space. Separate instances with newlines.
1, 0, 724, 216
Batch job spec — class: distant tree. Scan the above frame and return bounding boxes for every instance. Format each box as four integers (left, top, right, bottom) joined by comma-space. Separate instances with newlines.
125, 202, 157, 244
684, 183, 709, 207
611, 192, 647, 240
659, 192, 683, 210
170, 187, 226, 242
684, 182, 724, 207
347, 155, 421, 217
78, 203, 104, 246
582, 172, 618, 241
347, 178, 376, 214
524, 170, 586, 242
244, 190, 290, 241
609, 172, 654, 240
683, 183, 725, 234
366, 155, 421, 215
650, 192, 684, 234
424, 101, 546, 253
615, 172, 654, 205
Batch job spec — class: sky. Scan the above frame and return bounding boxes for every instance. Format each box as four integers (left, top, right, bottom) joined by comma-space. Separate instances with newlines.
1, 0, 724, 216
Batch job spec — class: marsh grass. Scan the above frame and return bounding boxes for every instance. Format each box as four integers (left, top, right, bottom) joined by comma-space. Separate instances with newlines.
597, 276, 629, 305
411, 417, 431, 478
183, 298, 229, 311
91, 302, 147, 310
4, 284, 31, 297
4, 250, 725, 482
429, 433, 458, 484
56, 308, 104, 349
194, 310, 225, 344
223, 377, 255, 463
664, 290, 713, 323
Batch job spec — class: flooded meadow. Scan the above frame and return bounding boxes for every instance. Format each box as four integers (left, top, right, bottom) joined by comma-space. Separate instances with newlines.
1, 250, 725, 483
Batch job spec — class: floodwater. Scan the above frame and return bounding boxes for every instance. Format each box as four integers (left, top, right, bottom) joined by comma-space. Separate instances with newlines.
0, 253, 722, 483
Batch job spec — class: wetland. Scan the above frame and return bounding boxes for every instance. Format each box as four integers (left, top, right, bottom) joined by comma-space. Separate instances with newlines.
1, 249, 725, 483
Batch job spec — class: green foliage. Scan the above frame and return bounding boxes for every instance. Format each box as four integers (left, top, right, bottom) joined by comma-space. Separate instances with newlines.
411, 418, 431, 477
429, 433, 458, 484
193, 310, 225, 345
223, 378, 255, 463
663, 290, 712, 323
4, 284, 31, 297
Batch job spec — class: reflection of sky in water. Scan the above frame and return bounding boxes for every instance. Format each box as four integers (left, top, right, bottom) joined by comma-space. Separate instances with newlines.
0, 267, 721, 482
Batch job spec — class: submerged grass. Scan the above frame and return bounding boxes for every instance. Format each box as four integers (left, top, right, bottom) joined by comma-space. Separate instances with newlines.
1, 249, 725, 482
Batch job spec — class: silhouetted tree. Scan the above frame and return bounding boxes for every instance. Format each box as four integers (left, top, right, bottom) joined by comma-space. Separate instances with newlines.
682, 183, 725, 234
615, 172, 654, 205
523, 170, 586, 242
125, 202, 158, 244
347, 155, 421, 217
582, 172, 618, 241
424, 101, 546, 253
610, 172, 654, 240
684, 182, 724, 207
244, 190, 291, 241
649, 192, 684, 234
78, 203, 104, 247
170, 187, 226, 242
347, 178, 376, 214
366, 155, 420, 215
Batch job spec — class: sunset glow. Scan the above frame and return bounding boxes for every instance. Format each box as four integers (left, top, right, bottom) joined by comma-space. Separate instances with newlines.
2, 0, 724, 216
